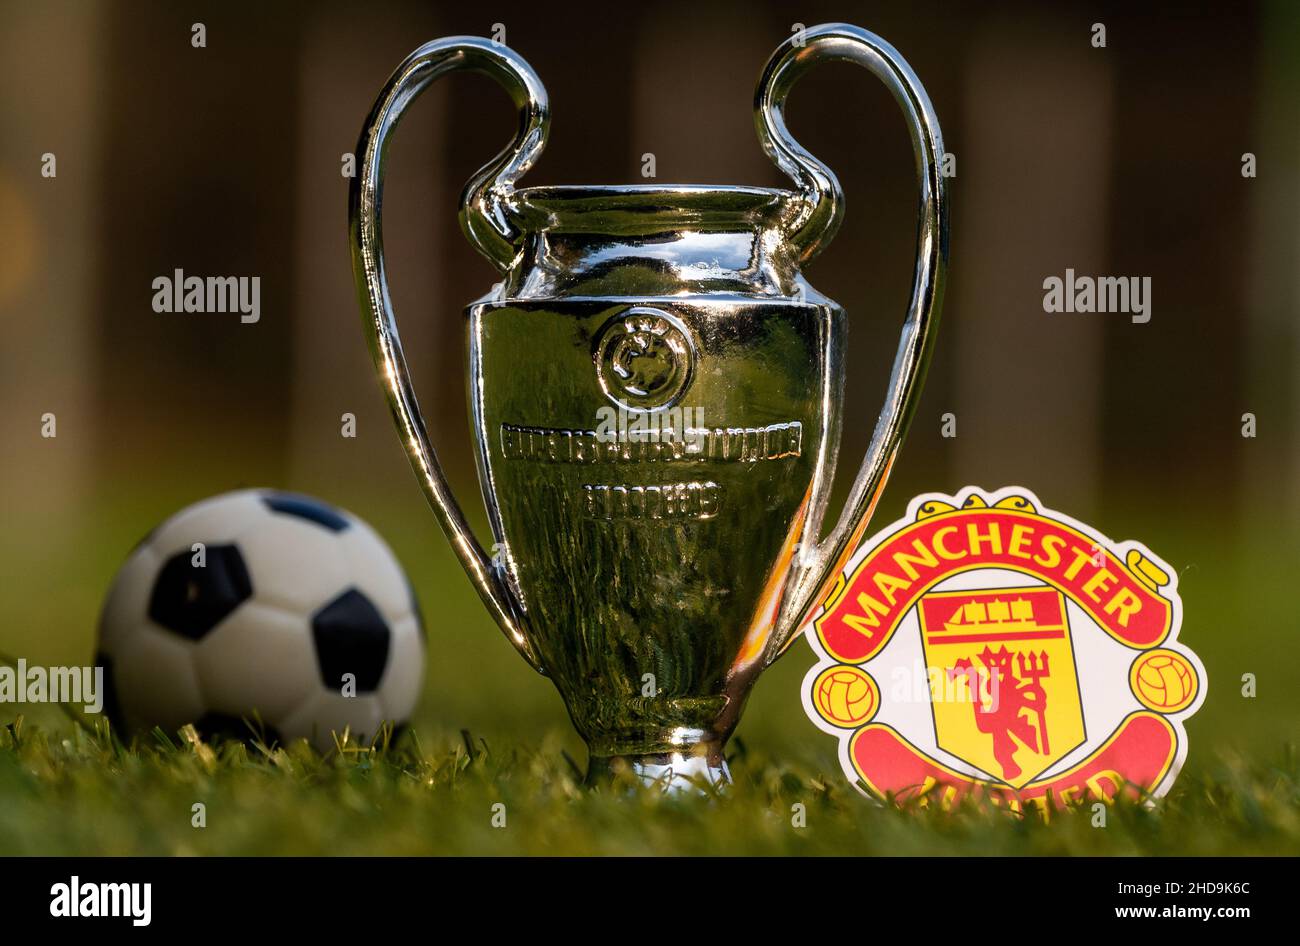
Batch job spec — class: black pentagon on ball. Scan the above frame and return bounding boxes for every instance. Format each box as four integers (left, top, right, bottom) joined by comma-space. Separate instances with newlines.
261, 491, 349, 532
148, 544, 252, 640
311, 589, 390, 693
95, 651, 124, 733
195, 711, 283, 748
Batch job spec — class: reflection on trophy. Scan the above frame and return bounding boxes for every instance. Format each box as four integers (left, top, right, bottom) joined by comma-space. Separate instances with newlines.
350, 23, 948, 789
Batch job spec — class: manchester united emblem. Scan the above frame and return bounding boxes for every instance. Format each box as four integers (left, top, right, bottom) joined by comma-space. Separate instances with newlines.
801, 486, 1205, 812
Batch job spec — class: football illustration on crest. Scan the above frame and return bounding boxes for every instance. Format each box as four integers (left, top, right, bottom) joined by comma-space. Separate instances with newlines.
802, 487, 1205, 811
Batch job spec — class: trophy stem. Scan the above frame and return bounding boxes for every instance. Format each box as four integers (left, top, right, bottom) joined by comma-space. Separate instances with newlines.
585, 742, 731, 794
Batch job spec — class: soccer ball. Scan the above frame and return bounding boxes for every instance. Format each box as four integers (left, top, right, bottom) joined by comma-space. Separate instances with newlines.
97, 489, 425, 751
813, 666, 877, 728
1131, 650, 1197, 713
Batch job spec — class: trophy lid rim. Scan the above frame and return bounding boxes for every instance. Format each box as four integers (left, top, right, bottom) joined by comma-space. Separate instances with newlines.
516, 183, 791, 196
513, 185, 799, 232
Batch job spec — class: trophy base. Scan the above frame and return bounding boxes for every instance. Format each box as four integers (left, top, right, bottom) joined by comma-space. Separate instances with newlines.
585, 744, 731, 794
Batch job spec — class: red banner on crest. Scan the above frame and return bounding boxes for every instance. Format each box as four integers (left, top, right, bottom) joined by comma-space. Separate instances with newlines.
817, 509, 1172, 662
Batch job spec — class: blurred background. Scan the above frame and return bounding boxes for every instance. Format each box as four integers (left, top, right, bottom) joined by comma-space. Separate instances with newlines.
1, 0, 1296, 774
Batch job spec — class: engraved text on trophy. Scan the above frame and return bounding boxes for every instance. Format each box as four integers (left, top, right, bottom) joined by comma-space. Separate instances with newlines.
499, 421, 803, 463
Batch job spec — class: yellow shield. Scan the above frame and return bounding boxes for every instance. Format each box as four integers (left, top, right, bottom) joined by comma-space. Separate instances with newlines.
920, 586, 1085, 788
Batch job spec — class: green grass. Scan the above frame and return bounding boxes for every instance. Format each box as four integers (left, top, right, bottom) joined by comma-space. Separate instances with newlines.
2, 463, 1298, 855
0, 713, 1296, 856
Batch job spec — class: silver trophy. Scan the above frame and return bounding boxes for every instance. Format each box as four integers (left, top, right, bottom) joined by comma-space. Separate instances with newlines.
350, 23, 947, 788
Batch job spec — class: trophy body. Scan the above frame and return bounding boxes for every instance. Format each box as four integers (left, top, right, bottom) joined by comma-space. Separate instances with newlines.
351, 25, 948, 788
471, 197, 843, 775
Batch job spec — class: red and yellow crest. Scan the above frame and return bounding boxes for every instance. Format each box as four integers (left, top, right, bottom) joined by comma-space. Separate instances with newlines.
802, 487, 1204, 812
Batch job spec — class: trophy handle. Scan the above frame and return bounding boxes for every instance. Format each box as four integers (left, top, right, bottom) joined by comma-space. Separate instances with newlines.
755, 24, 949, 662
349, 37, 549, 672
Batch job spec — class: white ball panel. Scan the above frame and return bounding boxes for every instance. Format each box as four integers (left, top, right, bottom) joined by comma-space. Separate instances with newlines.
193, 601, 319, 721
98, 544, 159, 654
237, 516, 350, 616
336, 517, 412, 626
112, 627, 204, 734
377, 614, 424, 723
279, 691, 384, 753
148, 490, 268, 560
